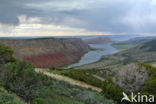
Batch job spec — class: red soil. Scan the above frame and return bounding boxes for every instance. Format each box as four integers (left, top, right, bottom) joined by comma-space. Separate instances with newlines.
0, 38, 89, 68
22, 51, 85, 68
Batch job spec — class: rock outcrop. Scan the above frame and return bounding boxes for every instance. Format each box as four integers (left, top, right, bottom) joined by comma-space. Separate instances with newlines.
112, 63, 149, 93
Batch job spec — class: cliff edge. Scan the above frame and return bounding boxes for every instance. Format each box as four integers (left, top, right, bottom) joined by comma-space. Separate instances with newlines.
0, 38, 89, 68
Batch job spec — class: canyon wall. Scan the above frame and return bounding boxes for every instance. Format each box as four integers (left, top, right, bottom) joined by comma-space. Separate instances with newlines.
0, 38, 89, 68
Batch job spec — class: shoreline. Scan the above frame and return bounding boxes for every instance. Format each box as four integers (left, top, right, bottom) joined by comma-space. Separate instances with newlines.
67, 43, 119, 68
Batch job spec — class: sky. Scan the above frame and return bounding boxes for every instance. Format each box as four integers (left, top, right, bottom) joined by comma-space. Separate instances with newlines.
0, 0, 156, 37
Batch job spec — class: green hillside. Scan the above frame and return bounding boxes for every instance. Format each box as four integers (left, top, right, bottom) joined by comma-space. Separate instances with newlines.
140, 39, 156, 51
76, 39, 156, 71
0, 87, 26, 104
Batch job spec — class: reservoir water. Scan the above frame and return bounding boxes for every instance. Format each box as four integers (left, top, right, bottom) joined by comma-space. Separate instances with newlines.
68, 44, 120, 68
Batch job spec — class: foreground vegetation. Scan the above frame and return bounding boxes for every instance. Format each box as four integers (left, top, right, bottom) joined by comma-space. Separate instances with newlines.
139, 63, 156, 98
101, 63, 156, 104
57, 69, 103, 88
0, 44, 116, 104
50, 63, 156, 104
0, 87, 26, 104
49, 68, 115, 88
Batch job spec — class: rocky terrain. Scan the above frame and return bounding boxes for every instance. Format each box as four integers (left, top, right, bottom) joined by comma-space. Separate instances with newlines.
84, 37, 113, 44
0, 38, 89, 68
113, 63, 149, 93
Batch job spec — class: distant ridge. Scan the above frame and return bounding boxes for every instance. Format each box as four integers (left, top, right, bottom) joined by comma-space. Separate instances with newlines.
140, 39, 156, 51
0, 34, 141, 40
114, 36, 156, 45
84, 37, 113, 44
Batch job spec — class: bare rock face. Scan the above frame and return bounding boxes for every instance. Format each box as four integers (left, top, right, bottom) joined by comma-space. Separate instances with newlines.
0, 38, 89, 68
112, 63, 149, 93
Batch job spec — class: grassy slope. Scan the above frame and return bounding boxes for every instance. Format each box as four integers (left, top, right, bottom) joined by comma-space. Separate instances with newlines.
50, 78, 115, 104
36, 68, 102, 92
0, 74, 115, 104
0, 87, 26, 104
48, 68, 115, 88
112, 44, 135, 51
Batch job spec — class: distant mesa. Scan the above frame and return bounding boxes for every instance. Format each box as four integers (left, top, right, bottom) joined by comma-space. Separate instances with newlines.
83, 37, 113, 44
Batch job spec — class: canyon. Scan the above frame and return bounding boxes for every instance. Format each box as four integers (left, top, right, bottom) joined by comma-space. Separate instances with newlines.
0, 38, 89, 68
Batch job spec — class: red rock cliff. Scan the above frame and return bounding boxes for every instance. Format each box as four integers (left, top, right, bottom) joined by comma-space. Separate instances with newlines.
0, 38, 89, 68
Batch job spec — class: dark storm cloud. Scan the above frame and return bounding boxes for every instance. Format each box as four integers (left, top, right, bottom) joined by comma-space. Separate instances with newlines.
1, 0, 156, 34
0, 0, 20, 25
0, 0, 48, 25
28, 1, 132, 33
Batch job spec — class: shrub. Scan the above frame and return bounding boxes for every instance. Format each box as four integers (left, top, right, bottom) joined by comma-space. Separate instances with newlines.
0, 44, 15, 65
0, 60, 52, 102
139, 63, 156, 100
33, 98, 45, 104
102, 78, 122, 102
50, 66, 56, 71
62, 70, 103, 88
0, 87, 26, 104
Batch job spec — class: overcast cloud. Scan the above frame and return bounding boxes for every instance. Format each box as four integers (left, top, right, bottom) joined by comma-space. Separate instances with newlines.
0, 0, 156, 36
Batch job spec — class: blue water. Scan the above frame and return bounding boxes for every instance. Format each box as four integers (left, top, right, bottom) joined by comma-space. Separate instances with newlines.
67, 44, 119, 68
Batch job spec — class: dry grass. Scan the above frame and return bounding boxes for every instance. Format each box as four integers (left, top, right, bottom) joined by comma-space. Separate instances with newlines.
35, 68, 102, 92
